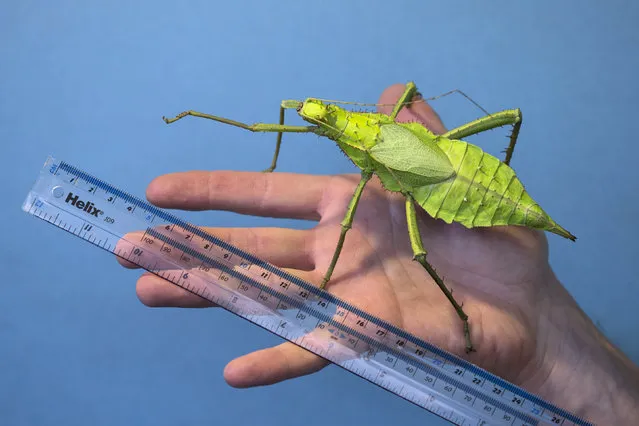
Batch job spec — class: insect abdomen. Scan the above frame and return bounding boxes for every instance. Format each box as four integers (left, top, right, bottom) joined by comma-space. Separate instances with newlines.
412, 139, 575, 240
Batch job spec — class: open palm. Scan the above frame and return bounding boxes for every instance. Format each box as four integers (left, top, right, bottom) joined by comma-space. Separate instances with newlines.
121, 85, 563, 394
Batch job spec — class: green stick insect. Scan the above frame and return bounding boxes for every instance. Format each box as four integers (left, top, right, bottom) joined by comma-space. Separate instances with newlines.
163, 82, 576, 353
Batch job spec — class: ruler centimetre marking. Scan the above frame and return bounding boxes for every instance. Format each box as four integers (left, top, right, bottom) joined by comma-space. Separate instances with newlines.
22, 156, 593, 426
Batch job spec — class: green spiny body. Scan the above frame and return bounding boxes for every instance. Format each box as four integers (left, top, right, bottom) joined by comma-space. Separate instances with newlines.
414, 137, 569, 237
298, 99, 575, 240
163, 81, 576, 352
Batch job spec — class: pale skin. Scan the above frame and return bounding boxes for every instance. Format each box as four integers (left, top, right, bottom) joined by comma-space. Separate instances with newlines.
119, 84, 639, 424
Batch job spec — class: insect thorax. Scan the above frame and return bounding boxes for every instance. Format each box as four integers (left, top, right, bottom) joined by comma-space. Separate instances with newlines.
298, 99, 394, 170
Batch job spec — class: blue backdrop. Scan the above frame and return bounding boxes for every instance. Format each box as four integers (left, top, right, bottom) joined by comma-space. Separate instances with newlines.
2, 1, 638, 425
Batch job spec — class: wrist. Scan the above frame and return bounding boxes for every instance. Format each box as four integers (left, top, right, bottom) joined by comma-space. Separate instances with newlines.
530, 274, 639, 424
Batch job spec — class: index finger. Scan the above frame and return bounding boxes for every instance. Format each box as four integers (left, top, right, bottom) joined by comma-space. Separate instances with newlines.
146, 171, 336, 221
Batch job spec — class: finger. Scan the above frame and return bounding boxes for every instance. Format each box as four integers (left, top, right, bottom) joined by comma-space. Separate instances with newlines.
118, 257, 138, 269
136, 267, 319, 308
114, 231, 181, 272
136, 272, 215, 308
116, 227, 315, 271
223, 341, 328, 388
146, 170, 333, 221
206, 227, 315, 270
377, 83, 448, 134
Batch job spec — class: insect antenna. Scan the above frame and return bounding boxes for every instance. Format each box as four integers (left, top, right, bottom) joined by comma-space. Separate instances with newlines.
314, 98, 431, 110
421, 89, 491, 116
314, 89, 490, 116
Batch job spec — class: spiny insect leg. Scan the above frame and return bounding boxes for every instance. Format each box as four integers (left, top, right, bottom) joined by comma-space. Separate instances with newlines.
502, 115, 522, 166
163, 110, 315, 141
320, 171, 373, 289
404, 194, 475, 353
389, 82, 418, 120
442, 109, 523, 166
263, 106, 286, 172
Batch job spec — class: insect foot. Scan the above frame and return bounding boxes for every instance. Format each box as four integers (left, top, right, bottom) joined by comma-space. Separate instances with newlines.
414, 253, 475, 353
163, 111, 193, 124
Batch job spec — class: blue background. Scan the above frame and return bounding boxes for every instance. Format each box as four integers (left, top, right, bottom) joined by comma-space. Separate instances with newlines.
2, 1, 638, 425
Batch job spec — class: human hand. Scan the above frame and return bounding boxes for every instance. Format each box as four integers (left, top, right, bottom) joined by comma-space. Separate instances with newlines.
120, 84, 639, 424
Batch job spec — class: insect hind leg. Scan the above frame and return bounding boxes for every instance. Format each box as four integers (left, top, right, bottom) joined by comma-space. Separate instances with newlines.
441, 109, 523, 166
424, 89, 523, 165
503, 114, 522, 166
404, 194, 474, 353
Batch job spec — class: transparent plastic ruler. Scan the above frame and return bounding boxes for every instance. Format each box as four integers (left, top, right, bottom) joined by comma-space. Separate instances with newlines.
22, 156, 593, 426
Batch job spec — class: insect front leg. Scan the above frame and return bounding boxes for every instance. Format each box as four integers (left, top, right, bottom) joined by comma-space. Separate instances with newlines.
320, 171, 373, 289
404, 194, 475, 353
163, 109, 316, 171
262, 105, 287, 172
442, 109, 523, 166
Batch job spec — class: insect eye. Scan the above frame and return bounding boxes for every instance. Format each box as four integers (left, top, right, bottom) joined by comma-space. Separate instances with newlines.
299, 101, 327, 121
